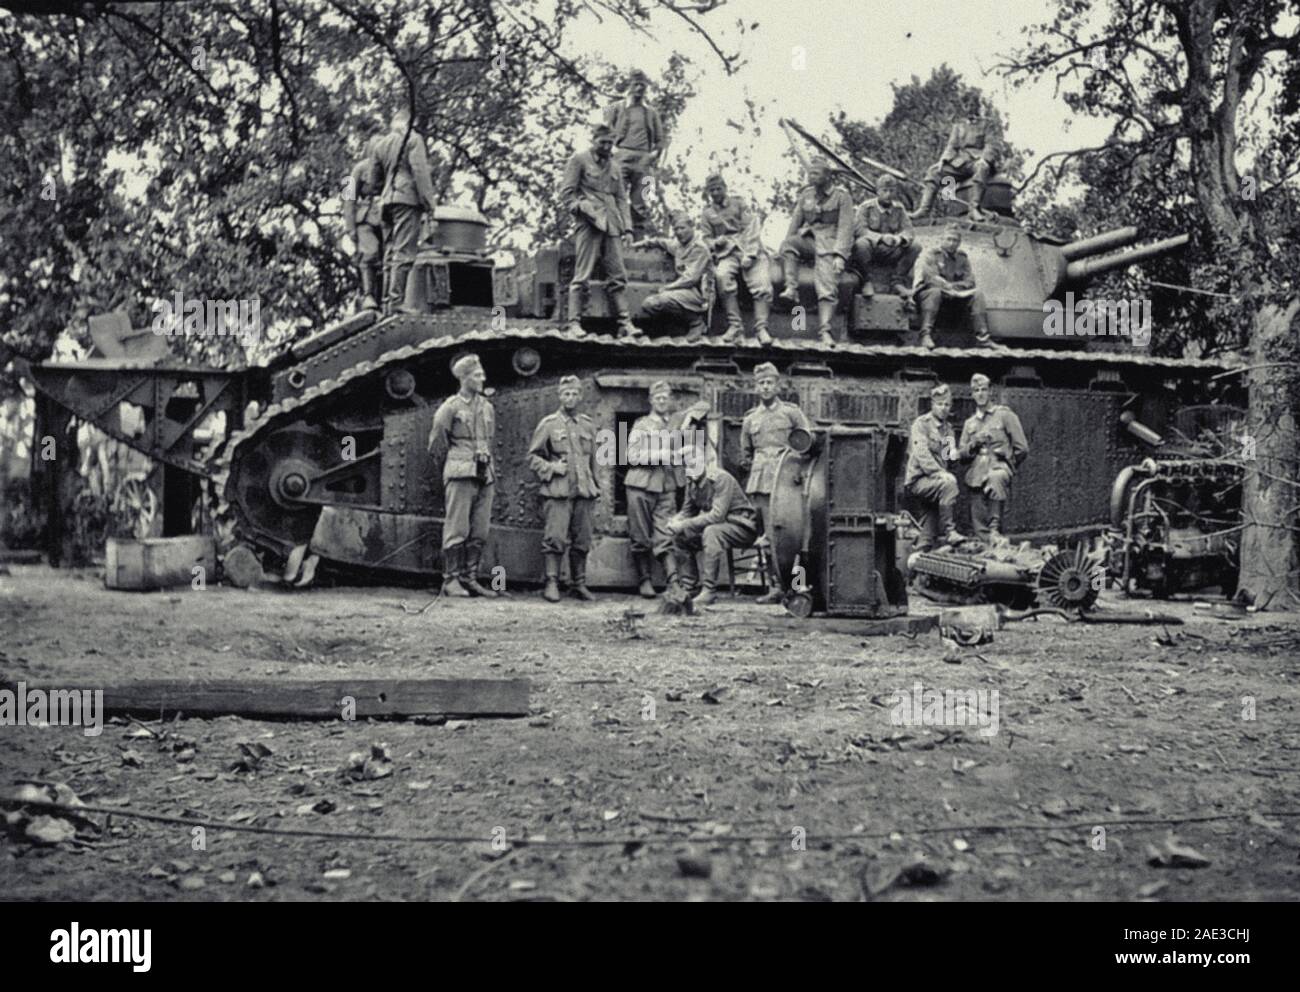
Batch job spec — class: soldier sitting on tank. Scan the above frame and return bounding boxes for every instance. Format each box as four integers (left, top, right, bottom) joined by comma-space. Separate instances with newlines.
912, 224, 993, 349
778, 157, 853, 345
904, 384, 967, 550
911, 93, 1000, 222
701, 172, 773, 346
667, 440, 760, 609
958, 373, 1029, 544
851, 174, 918, 300
636, 211, 713, 339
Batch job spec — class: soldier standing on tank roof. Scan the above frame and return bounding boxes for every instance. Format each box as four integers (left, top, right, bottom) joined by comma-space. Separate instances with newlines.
528, 375, 601, 603
428, 354, 498, 598
369, 106, 440, 315
344, 149, 384, 311
958, 372, 1029, 544
740, 362, 811, 603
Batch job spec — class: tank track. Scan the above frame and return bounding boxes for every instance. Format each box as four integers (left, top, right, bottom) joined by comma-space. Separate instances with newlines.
212, 316, 1233, 564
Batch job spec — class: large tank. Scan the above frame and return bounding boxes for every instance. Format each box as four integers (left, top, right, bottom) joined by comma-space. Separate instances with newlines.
20, 185, 1229, 590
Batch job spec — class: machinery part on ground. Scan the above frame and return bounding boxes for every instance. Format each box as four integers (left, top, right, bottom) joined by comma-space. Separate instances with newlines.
1106, 456, 1242, 598
111, 473, 158, 541
221, 544, 264, 588
907, 541, 1101, 612
768, 427, 910, 619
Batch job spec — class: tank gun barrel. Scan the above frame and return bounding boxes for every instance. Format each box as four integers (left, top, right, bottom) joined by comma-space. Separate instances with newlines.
1060, 227, 1139, 261
1065, 234, 1190, 282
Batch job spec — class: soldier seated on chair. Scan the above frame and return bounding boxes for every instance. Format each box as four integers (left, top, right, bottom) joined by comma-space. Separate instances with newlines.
637, 211, 712, 339
666, 441, 759, 608
904, 383, 966, 550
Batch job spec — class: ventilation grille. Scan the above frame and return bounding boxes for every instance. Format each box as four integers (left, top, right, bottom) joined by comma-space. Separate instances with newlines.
820, 392, 900, 424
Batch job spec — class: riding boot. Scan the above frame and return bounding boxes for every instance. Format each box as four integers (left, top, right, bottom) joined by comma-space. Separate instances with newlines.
387, 262, 413, 315
685, 313, 708, 340
542, 553, 562, 603
611, 289, 643, 338
753, 297, 773, 345
817, 299, 836, 345
778, 255, 800, 304
756, 552, 785, 604
440, 545, 471, 598
938, 500, 967, 545
359, 264, 380, 311
910, 182, 937, 219
920, 323, 936, 349
719, 292, 743, 342
693, 549, 723, 607
461, 540, 498, 597
987, 500, 1005, 544
635, 552, 657, 599
676, 550, 700, 595
659, 552, 679, 593
565, 283, 587, 335
973, 309, 993, 347
569, 549, 595, 601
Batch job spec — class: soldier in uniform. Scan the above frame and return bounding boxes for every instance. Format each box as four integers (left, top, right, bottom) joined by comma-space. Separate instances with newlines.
701, 172, 772, 345
625, 380, 683, 598
777, 157, 853, 345
958, 373, 1029, 543
559, 122, 641, 338
740, 362, 811, 603
344, 151, 384, 310
427, 353, 497, 598
369, 107, 440, 314
904, 384, 967, 549
604, 69, 665, 238
638, 212, 711, 338
528, 375, 601, 603
668, 443, 760, 608
912, 94, 1000, 221
912, 223, 993, 348
851, 174, 917, 299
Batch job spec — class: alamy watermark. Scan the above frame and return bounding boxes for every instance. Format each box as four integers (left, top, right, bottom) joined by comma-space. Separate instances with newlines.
591, 425, 708, 467
0, 681, 104, 737
1043, 292, 1151, 346
151, 291, 261, 342
889, 681, 1000, 738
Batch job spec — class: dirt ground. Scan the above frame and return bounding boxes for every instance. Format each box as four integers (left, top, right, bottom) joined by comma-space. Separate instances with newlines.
2, 564, 1299, 902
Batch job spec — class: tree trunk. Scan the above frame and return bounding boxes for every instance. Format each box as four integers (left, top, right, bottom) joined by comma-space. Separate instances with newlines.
1237, 297, 1300, 609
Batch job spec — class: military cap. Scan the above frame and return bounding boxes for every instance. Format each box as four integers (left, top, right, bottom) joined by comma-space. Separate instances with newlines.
930, 383, 951, 401
592, 122, 613, 138
558, 375, 581, 390
943, 222, 965, 237
451, 353, 483, 380
970, 373, 991, 388
669, 210, 694, 227
626, 69, 650, 84
876, 173, 899, 188
704, 172, 726, 188
649, 380, 672, 398
753, 362, 779, 380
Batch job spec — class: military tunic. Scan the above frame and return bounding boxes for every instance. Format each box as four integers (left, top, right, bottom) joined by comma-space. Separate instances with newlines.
428, 392, 495, 551
928, 118, 1000, 182
914, 246, 988, 331
958, 404, 1028, 498
348, 160, 384, 264
369, 126, 439, 312
780, 185, 854, 301
701, 194, 771, 301
625, 411, 682, 558
642, 236, 711, 320
905, 410, 959, 542
560, 148, 631, 294
672, 465, 760, 584
528, 408, 601, 555
852, 197, 917, 286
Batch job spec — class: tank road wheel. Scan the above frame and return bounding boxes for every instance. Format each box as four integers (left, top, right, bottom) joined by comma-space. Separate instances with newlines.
1037, 544, 1102, 612
225, 424, 339, 553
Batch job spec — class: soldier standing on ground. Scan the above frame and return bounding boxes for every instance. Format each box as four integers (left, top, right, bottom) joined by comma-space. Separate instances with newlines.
852, 174, 917, 301
912, 224, 993, 349
958, 372, 1029, 544
904, 384, 967, 549
625, 381, 683, 598
428, 354, 497, 598
701, 172, 772, 346
369, 107, 440, 314
740, 362, 811, 603
638, 212, 712, 339
528, 375, 601, 603
559, 123, 641, 338
778, 157, 853, 345
344, 148, 384, 311
668, 443, 760, 608
605, 69, 665, 238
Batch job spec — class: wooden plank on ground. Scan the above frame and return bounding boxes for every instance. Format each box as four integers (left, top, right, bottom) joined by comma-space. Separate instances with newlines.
1, 678, 530, 720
